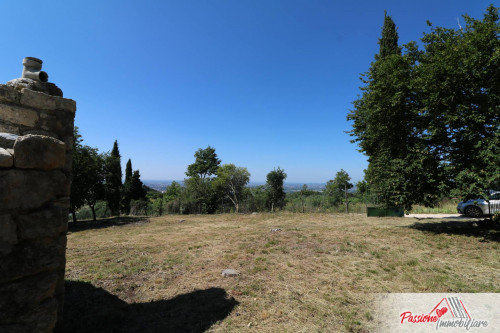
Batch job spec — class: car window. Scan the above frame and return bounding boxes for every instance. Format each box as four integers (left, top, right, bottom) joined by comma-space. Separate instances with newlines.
489, 193, 500, 200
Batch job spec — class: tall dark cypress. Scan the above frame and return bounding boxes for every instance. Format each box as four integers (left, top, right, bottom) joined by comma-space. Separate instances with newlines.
122, 158, 133, 215
105, 140, 122, 216
376, 10, 401, 59
124, 159, 132, 184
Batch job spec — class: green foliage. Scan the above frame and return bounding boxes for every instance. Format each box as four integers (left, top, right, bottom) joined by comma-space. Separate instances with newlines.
71, 127, 106, 221
325, 169, 353, 205
376, 10, 401, 59
129, 170, 147, 200
348, 5, 500, 208
186, 146, 221, 179
420, 5, 500, 200
213, 164, 250, 213
121, 159, 133, 215
185, 146, 221, 214
266, 167, 287, 212
105, 140, 122, 216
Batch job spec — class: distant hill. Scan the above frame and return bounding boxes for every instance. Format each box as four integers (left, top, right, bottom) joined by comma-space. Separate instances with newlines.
143, 180, 329, 193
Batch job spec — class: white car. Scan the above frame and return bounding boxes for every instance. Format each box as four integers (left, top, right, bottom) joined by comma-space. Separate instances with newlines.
457, 192, 500, 217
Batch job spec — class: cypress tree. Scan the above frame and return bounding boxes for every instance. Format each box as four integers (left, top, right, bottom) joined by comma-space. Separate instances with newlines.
105, 140, 122, 216
122, 158, 133, 215
124, 159, 132, 184
376, 10, 401, 59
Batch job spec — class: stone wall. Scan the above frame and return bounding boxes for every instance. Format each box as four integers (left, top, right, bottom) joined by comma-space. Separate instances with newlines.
0, 84, 75, 332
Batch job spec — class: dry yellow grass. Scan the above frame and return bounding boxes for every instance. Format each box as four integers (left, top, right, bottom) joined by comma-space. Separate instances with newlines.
64, 213, 500, 332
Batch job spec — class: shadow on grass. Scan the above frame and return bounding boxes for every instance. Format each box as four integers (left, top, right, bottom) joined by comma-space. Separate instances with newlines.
68, 216, 149, 233
62, 280, 239, 333
408, 219, 500, 242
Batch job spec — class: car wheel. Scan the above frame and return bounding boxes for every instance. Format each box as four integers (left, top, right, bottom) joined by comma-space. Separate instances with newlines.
465, 206, 482, 218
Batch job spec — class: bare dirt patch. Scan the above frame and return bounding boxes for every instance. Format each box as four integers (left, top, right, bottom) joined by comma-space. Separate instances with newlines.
65, 213, 500, 332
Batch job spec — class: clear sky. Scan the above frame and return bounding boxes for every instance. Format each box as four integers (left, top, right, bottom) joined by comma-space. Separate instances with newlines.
0, 1, 494, 183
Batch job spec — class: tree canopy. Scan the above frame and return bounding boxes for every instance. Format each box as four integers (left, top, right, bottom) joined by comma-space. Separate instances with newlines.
348, 5, 500, 208
266, 167, 287, 212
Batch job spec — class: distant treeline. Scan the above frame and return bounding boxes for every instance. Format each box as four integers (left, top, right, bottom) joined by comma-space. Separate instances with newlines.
72, 142, 364, 220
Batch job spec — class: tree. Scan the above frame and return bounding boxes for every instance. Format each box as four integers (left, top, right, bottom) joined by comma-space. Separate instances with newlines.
70, 127, 86, 222
376, 10, 401, 60
214, 164, 250, 213
300, 184, 308, 213
266, 167, 287, 212
105, 140, 122, 216
70, 127, 105, 222
347, 11, 440, 210
325, 169, 353, 213
185, 146, 221, 213
349, 6, 500, 208
122, 158, 133, 214
129, 170, 147, 200
82, 149, 106, 221
419, 5, 500, 200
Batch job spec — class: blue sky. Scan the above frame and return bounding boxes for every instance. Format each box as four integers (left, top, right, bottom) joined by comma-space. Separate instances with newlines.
0, 1, 494, 182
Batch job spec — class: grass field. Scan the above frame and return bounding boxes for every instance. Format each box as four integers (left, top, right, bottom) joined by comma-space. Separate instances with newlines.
64, 213, 500, 332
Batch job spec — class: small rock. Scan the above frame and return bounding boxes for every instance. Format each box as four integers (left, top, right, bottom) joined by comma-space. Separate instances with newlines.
178, 219, 185, 223
271, 228, 282, 232
472, 222, 478, 227
252, 212, 258, 215
222, 269, 240, 277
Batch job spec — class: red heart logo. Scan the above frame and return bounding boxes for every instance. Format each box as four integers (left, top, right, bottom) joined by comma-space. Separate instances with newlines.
436, 307, 448, 317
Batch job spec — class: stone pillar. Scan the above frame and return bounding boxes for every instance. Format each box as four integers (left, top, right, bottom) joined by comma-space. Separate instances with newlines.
0, 80, 75, 332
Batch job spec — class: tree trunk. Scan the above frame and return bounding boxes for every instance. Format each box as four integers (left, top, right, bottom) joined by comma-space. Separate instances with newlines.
71, 207, 77, 223
90, 204, 97, 221
345, 183, 349, 214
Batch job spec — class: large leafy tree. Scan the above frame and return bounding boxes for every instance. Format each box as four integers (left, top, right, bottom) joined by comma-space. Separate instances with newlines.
105, 140, 122, 216
348, 11, 441, 210
214, 164, 250, 213
266, 167, 287, 212
70, 127, 106, 222
185, 146, 221, 213
325, 169, 353, 213
419, 5, 500, 200
70, 127, 86, 222
349, 6, 500, 208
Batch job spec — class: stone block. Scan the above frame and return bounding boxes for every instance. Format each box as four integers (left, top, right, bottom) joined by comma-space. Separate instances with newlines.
0, 236, 66, 283
17, 207, 65, 240
19, 89, 76, 112
0, 297, 58, 333
0, 104, 39, 127
39, 109, 75, 139
0, 272, 58, 323
0, 214, 17, 255
14, 135, 66, 170
0, 133, 19, 149
0, 169, 69, 211
0, 148, 13, 168
0, 121, 20, 135
0, 84, 20, 103
22, 129, 59, 140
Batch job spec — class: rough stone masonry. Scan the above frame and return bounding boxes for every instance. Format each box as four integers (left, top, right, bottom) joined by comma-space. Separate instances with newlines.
0, 58, 76, 332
